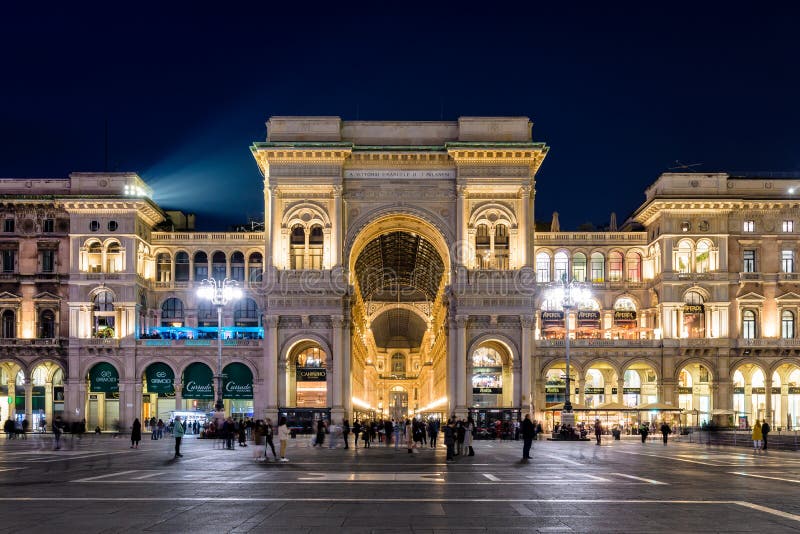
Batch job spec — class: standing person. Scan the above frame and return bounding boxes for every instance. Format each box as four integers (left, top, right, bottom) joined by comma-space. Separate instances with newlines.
130, 418, 142, 449
752, 419, 763, 453
342, 419, 350, 449
455, 420, 465, 456
393, 420, 401, 450
277, 417, 290, 462
639, 422, 649, 444
405, 419, 414, 454
52, 416, 63, 450
594, 419, 602, 446
264, 418, 277, 461
352, 420, 361, 449
363, 422, 371, 448
315, 419, 326, 447
252, 420, 264, 461
761, 420, 771, 451
173, 416, 184, 458
156, 419, 164, 440
660, 421, 672, 445
521, 414, 535, 461
465, 416, 475, 456
238, 419, 248, 448
443, 418, 456, 462
20, 418, 28, 439
428, 419, 439, 448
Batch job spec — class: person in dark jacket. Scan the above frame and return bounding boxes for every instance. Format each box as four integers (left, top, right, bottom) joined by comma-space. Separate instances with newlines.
521, 414, 535, 461
352, 420, 361, 449
640, 422, 649, 444
342, 419, 350, 449
130, 418, 142, 449
761, 421, 771, 450
443, 418, 456, 461
315, 420, 326, 447
594, 419, 603, 446
660, 422, 672, 445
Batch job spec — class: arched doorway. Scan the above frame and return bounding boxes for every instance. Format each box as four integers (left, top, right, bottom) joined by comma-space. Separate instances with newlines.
281, 342, 330, 433
348, 216, 450, 419
469, 343, 518, 436
677, 363, 713, 426
142, 362, 176, 424
181, 362, 214, 413
732, 363, 767, 426
87, 362, 120, 431
774, 363, 800, 430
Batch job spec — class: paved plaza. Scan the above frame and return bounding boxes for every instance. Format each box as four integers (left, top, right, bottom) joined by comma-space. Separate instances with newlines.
1, 434, 800, 533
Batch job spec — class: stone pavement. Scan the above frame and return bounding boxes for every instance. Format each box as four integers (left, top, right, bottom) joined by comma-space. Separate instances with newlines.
1, 433, 800, 533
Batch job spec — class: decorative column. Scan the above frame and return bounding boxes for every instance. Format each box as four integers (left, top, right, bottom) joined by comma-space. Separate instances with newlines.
24, 378, 33, 424
44, 381, 53, 427
265, 184, 277, 269
331, 185, 342, 267
264, 316, 279, 421
342, 315, 352, 420
617, 378, 626, 405
173, 381, 182, 413
331, 316, 345, 422
577, 377, 586, 406
520, 315, 533, 415
455, 315, 468, 419
765, 377, 773, 425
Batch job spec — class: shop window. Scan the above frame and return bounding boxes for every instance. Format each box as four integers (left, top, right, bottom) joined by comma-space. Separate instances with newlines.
608, 251, 623, 281
175, 251, 190, 281
743, 250, 756, 273
572, 253, 586, 282
38, 309, 55, 338
554, 251, 568, 283
230, 251, 245, 282
782, 310, 795, 339
590, 252, 604, 283
536, 252, 550, 283
782, 250, 794, 273
683, 291, 705, 338
194, 251, 208, 280
1, 310, 15, 338
742, 310, 757, 339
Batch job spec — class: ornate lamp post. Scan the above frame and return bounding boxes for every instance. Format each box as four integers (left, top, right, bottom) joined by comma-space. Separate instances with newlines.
197, 278, 242, 412
546, 280, 591, 415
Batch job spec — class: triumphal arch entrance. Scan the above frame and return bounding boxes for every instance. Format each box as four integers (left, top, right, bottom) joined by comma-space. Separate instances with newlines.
251, 116, 548, 425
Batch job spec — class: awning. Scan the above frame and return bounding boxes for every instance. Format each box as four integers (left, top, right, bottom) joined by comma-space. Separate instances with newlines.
636, 402, 682, 411
145, 362, 175, 394
222, 362, 253, 399
182, 362, 214, 399
89, 362, 119, 393
546, 402, 591, 411
593, 401, 637, 411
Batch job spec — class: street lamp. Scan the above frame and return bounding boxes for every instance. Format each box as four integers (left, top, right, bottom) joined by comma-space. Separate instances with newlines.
546, 280, 591, 415
197, 278, 242, 412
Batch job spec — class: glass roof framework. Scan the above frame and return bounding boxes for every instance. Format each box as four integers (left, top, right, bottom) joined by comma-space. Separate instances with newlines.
354, 231, 445, 303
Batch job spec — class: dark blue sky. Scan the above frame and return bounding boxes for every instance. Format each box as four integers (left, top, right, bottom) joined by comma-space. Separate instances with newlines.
2, 5, 799, 230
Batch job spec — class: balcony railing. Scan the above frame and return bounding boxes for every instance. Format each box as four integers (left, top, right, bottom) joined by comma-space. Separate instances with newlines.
739, 272, 762, 281
735, 338, 800, 348
151, 232, 265, 242
535, 232, 648, 244
0, 338, 65, 347
136, 339, 263, 347
535, 339, 662, 348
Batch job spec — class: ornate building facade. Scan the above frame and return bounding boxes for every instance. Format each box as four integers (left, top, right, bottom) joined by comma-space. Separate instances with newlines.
1, 116, 799, 431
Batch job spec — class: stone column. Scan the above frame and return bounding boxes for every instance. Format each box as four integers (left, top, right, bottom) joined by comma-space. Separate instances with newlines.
331, 185, 342, 267
342, 316, 352, 421
264, 316, 279, 421
521, 315, 533, 415
331, 316, 344, 422
173, 381, 182, 413
447, 317, 457, 417
617, 378, 626, 405
456, 184, 467, 270
577, 378, 585, 406
455, 315, 467, 419
765, 378, 773, 425
44, 382, 53, 427
265, 184, 276, 268
24, 379, 33, 424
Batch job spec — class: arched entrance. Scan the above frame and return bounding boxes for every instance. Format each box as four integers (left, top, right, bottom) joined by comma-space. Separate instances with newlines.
732, 363, 767, 426
677, 363, 713, 426
348, 214, 451, 421
281, 341, 330, 433
86, 362, 120, 431
142, 362, 176, 424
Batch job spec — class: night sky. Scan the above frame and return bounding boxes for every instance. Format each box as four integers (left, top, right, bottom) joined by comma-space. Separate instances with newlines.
2, 5, 799, 230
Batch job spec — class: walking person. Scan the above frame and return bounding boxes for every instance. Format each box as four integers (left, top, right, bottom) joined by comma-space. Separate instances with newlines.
20, 418, 28, 439
352, 420, 360, 449
278, 416, 290, 462
455, 420, 465, 456
252, 420, 265, 462
363, 422, 371, 448
342, 419, 350, 449
429, 419, 438, 448
752, 419, 763, 453
639, 422, 649, 444
130, 418, 142, 449
264, 418, 277, 461
405, 419, 414, 454
314, 419, 326, 447
173, 416, 184, 458
761, 420, 771, 451
443, 418, 456, 462
465, 416, 475, 456
521, 414, 535, 461
52, 416, 63, 450
594, 419, 603, 446
660, 421, 672, 445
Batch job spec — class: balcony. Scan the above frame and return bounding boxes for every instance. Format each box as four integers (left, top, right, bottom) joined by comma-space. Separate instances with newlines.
535, 339, 662, 348
735, 338, 800, 348
535, 232, 648, 245
136, 339, 263, 348
150, 232, 265, 243
0, 338, 66, 347
778, 273, 800, 282
739, 272, 762, 282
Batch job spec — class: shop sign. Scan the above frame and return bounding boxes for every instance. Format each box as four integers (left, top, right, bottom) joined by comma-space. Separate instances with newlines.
223, 363, 254, 399
182, 363, 214, 400
733, 387, 745, 394
89, 362, 119, 393
297, 367, 327, 381
145, 362, 175, 394
677, 387, 693, 394
584, 387, 605, 394
545, 386, 564, 393
612, 387, 618, 394
577, 310, 600, 322
32, 386, 45, 397
789, 387, 800, 394
541, 311, 564, 322
614, 310, 637, 322
623, 388, 641, 394
772, 387, 781, 394
473, 367, 502, 374
751, 387, 766, 394
683, 304, 705, 314
158, 391, 176, 399
473, 387, 502, 394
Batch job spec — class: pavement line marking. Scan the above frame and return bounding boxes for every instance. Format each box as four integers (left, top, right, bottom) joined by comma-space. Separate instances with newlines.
69, 480, 645, 485
614, 450, 724, 466
483, 473, 500, 481
72, 470, 139, 482
133, 472, 162, 480
539, 453, 583, 466
735, 501, 800, 522
730, 472, 800, 484
614, 473, 667, 485
242, 472, 263, 480
510, 503, 534, 516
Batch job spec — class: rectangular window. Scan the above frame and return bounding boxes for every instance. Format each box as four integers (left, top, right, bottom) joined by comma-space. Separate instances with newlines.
782, 250, 795, 273
783, 220, 794, 233
1, 250, 15, 273
43, 219, 54, 233
743, 250, 756, 273
41, 249, 55, 273
743, 220, 755, 233
3, 219, 14, 233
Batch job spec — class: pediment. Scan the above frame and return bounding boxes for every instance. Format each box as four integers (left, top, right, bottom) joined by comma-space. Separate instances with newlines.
776, 291, 800, 302
736, 291, 765, 301
0, 291, 22, 300
33, 291, 62, 301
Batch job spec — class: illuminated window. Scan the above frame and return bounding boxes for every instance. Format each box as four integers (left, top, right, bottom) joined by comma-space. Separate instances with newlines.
308, 225, 324, 270
494, 224, 509, 270
160, 298, 184, 327
572, 253, 586, 282
626, 252, 642, 282
742, 310, 756, 339
1, 310, 15, 338
156, 253, 171, 282
782, 310, 795, 339
743, 220, 755, 233
290, 225, 305, 270
590, 252, 604, 282
743, 250, 756, 273
536, 252, 550, 283
782, 250, 794, 273
695, 240, 712, 273
554, 251, 568, 282
608, 251, 623, 281
675, 239, 692, 273
230, 251, 245, 282
783, 220, 794, 233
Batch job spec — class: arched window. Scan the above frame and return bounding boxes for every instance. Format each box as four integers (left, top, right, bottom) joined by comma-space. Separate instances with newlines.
1, 310, 15, 338
572, 253, 587, 282
194, 251, 208, 280
695, 240, 712, 273
475, 224, 490, 269
248, 252, 263, 283
536, 252, 550, 283
87, 241, 102, 272
156, 253, 171, 283
32, 366, 47, 386
683, 291, 705, 338
742, 310, 757, 339
197, 300, 216, 327
782, 309, 795, 339
161, 298, 184, 326
675, 239, 692, 273
296, 346, 325, 368
233, 298, 259, 326
175, 251, 190, 281
308, 225, 324, 269
391, 353, 407, 377
230, 251, 245, 282
94, 291, 114, 312
92, 291, 115, 337
290, 225, 305, 270
608, 251, 623, 282
494, 224, 509, 270
626, 252, 642, 282
471, 346, 504, 407
105, 242, 121, 273
39, 309, 55, 338
211, 251, 226, 280
590, 252, 605, 283
678, 369, 693, 388
554, 251, 568, 282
